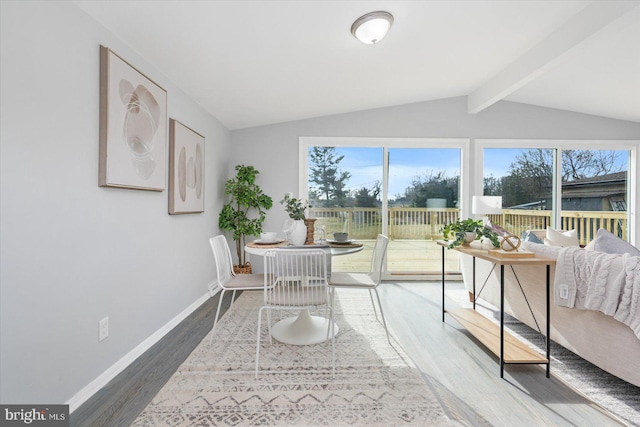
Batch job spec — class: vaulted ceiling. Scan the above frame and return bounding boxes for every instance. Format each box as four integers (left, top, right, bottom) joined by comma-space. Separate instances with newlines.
75, 0, 640, 130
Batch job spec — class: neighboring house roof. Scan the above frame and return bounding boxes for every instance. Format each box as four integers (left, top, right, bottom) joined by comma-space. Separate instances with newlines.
563, 171, 627, 186
562, 171, 627, 199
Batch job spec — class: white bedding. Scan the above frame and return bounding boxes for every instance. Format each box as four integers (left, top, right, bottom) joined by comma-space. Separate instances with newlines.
555, 246, 640, 339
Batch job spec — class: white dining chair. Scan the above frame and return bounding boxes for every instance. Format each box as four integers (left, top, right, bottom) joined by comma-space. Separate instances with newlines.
328, 234, 391, 344
256, 248, 335, 378
208, 235, 266, 345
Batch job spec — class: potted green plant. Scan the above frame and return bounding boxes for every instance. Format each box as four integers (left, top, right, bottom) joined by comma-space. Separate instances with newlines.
280, 193, 310, 245
219, 165, 273, 273
441, 218, 500, 249
280, 193, 308, 220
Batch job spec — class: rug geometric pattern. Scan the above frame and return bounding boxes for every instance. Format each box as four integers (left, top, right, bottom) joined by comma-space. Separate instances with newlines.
132, 290, 459, 426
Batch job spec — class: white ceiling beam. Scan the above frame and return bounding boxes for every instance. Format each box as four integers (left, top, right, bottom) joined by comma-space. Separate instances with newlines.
467, 1, 639, 114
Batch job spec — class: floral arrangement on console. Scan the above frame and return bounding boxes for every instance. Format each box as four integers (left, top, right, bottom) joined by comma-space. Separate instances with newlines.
441, 218, 500, 249
280, 193, 310, 220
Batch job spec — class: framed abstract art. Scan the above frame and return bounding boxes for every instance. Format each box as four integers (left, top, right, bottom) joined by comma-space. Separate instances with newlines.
169, 119, 205, 214
99, 45, 167, 191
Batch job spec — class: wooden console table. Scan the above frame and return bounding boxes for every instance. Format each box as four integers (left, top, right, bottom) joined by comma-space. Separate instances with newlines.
438, 241, 555, 378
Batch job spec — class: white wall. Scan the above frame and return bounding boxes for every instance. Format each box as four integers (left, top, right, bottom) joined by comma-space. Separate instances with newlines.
0, 1, 231, 405
230, 97, 640, 250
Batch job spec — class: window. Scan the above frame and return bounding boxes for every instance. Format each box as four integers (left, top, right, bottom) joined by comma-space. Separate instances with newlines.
300, 138, 637, 278
301, 138, 468, 277
480, 142, 634, 245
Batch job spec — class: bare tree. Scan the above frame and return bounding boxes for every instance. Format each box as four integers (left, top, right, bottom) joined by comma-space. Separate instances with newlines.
562, 149, 622, 181
505, 149, 623, 208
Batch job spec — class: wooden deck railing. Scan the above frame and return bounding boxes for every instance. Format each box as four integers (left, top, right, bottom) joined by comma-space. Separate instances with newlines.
310, 207, 628, 245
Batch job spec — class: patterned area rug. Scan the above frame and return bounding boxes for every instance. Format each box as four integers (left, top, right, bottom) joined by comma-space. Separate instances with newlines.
500, 312, 640, 427
132, 290, 459, 426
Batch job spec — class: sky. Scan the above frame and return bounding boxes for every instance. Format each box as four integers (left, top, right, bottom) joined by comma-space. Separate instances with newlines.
312, 147, 628, 201
327, 147, 501, 198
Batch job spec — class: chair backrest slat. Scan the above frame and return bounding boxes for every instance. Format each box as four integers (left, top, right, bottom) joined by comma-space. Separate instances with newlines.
264, 248, 329, 308
369, 234, 390, 284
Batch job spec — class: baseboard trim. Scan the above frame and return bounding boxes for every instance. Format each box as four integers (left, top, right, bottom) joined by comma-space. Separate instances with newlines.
66, 281, 220, 413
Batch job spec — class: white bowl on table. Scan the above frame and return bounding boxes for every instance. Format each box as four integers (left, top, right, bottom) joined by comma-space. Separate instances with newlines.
260, 232, 277, 243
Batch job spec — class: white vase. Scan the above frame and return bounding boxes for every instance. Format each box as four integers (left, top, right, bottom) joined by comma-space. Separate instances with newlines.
290, 220, 307, 246
463, 232, 477, 244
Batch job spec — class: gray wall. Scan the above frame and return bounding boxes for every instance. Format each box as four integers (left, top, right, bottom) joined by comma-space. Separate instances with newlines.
231, 97, 640, 248
0, 1, 230, 405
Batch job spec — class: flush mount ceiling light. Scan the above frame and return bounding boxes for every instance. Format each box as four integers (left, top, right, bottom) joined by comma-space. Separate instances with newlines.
351, 11, 394, 45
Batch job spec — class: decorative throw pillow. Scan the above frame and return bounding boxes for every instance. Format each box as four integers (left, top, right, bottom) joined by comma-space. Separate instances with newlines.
584, 239, 596, 251
521, 230, 544, 244
545, 227, 579, 247
592, 228, 640, 256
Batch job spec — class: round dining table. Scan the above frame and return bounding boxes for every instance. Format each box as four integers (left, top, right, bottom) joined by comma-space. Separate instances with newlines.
244, 241, 364, 257
244, 240, 363, 345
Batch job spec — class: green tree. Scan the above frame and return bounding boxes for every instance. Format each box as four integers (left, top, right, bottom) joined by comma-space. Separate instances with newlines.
503, 149, 552, 208
483, 175, 502, 196
353, 181, 381, 207
218, 165, 272, 268
308, 147, 351, 207
401, 171, 458, 208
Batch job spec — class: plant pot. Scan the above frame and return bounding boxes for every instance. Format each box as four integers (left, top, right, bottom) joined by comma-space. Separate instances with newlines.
290, 220, 307, 246
233, 263, 252, 274
463, 232, 477, 245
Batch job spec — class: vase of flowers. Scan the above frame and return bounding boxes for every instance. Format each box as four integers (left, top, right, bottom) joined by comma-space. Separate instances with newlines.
280, 193, 309, 246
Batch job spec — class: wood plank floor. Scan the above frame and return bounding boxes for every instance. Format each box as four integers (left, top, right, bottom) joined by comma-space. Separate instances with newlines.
70, 281, 631, 426
379, 281, 628, 426
69, 290, 236, 427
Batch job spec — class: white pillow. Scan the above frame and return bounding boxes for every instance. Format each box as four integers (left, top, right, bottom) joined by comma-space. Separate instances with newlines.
544, 227, 579, 247
592, 228, 640, 256
584, 239, 596, 251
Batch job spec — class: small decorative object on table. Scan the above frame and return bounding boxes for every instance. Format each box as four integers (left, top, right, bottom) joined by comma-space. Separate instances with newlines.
280, 193, 310, 246
485, 221, 534, 258
441, 218, 499, 249
315, 224, 326, 244
500, 234, 521, 251
304, 218, 317, 245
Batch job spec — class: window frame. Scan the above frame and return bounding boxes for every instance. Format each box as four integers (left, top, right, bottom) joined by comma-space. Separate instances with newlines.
475, 139, 639, 245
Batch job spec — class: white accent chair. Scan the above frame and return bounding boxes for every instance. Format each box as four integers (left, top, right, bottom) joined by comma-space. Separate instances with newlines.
208, 235, 266, 344
256, 248, 335, 378
328, 234, 391, 344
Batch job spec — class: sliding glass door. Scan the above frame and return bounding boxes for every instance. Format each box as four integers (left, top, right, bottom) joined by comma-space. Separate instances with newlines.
303, 140, 466, 276
387, 147, 461, 274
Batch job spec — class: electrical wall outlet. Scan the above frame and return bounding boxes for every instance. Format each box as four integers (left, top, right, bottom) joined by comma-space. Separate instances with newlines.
559, 284, 569, 299
99, 317, 109, 341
